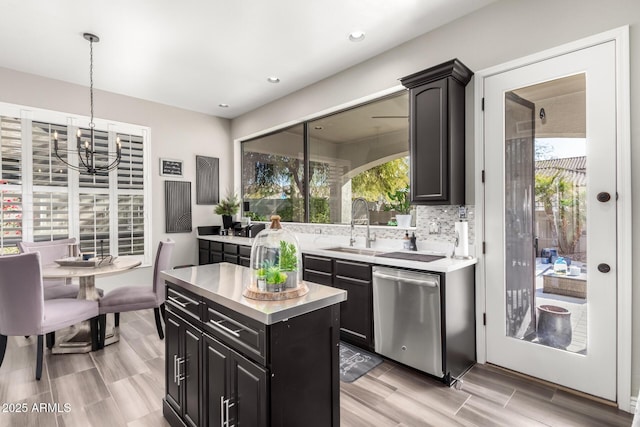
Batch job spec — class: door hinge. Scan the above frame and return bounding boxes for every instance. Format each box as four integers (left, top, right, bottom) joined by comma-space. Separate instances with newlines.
482, 241, 486, 254
481, 97, 485, 111
483, 313, 487, 325
481, 170, 485, 183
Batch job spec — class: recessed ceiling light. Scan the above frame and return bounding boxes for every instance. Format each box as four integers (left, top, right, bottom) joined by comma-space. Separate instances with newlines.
218, 103, 229, 108
267, 76, 280, 83
349, 31, 365, 42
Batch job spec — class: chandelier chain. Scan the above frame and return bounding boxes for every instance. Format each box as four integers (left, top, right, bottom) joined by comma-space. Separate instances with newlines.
89, 37, 95, 129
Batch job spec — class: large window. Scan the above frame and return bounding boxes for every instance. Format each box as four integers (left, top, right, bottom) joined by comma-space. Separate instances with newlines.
242, 124, 304, 222
241, 92, 409, 224
0, 103, 149, 260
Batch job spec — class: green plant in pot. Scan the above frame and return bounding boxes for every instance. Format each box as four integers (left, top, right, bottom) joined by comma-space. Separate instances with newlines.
278, 240, 298, 288
385, 187, 412, 228
260, 260, 287, 292
215, 191, 240, 230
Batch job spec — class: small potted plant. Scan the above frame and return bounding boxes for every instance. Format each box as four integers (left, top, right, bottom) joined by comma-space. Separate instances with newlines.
386, 187, 412, 228
215, 191, 240, 230
278, 240, 299, 288
261, 260, 287, 292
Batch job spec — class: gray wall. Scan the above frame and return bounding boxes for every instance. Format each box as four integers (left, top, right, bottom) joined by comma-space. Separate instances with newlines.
231, 0, 640, 398
0, 66, 233, 288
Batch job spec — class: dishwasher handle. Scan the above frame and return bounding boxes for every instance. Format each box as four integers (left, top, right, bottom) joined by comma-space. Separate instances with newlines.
372, 270, 439, 287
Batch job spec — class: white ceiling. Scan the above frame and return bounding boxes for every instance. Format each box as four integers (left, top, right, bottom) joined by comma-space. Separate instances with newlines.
0, 0, 495, 119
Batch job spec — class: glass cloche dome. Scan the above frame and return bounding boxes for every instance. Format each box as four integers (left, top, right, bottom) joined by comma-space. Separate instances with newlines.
243, 215, 308, 300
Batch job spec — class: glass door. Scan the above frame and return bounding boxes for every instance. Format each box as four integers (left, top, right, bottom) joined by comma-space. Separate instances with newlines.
484, 41, 617, 400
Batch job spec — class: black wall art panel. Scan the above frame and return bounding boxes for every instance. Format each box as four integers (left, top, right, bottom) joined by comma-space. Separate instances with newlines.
196, 155, 219, 205
165, 180, 192, 233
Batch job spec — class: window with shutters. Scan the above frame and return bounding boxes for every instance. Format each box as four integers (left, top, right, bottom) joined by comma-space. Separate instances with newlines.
1, 116, 22, 254
0, 104, 150, 263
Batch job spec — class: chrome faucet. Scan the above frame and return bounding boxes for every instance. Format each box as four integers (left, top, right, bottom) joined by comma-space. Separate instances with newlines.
350, 197, 376, 248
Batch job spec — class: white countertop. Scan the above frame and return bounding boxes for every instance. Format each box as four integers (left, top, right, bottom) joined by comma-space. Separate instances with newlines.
198, 235, 476, 273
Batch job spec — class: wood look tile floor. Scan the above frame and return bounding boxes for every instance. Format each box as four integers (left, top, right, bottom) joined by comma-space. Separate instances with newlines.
0, 309, 633, 427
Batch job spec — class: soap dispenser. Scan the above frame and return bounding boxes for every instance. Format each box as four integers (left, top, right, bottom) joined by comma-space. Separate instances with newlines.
409, 232, 417, 251
403, 232, 411, 250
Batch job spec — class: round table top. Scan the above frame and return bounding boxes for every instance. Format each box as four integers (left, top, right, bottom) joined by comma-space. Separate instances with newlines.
42, 258, 142, 279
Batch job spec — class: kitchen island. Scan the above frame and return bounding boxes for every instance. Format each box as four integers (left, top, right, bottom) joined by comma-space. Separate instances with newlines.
160, 263, 346, 427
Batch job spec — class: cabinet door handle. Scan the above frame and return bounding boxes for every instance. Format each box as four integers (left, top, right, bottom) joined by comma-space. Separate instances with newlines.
173, 354, 180, 385
209, 319, 242, 338
167, 295, 190, 307
225, 397, 235, 427
220, 395, 225, 427
173, 355, 178, 384
176, 357, 185, 384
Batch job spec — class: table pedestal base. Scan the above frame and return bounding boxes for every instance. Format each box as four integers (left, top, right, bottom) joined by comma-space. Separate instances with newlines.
51, 275, 120, 354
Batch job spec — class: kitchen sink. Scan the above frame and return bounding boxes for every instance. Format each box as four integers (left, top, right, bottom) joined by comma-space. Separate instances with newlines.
324, 246, 381, 256
375, 252, 446, 263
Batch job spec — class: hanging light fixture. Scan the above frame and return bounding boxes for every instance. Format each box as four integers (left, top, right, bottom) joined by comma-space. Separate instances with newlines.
53, 33, 121, 175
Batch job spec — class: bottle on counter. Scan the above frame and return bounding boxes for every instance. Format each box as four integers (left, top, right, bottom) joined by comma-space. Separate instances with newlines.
553, 257, 568, 275
403, 232, 411, 250
409, 232, 417, 251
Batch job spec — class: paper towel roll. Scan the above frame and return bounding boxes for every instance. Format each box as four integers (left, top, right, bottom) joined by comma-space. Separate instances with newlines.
454, 221, 469, 258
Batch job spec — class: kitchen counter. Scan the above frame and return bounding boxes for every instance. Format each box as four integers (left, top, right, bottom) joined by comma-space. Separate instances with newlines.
160, 262, 346, 325
198, 234, 477, 273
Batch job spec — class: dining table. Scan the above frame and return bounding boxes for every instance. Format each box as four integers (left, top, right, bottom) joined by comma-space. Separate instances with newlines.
42, 257, 141, 354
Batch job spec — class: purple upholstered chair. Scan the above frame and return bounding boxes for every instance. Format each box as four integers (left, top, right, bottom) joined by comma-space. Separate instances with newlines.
0, 252, 99, 380
18, 238, 103, 300
98, 240, 174, 346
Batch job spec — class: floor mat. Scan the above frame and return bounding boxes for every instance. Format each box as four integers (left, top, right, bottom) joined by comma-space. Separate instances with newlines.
339, 342, 383, 383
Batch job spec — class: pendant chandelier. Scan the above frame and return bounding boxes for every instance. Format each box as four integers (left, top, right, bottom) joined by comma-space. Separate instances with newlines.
53, 33, 121, 175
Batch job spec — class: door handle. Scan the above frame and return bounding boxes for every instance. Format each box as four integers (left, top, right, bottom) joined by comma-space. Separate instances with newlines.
597, 263, 611, 273
597, 192, 611, 202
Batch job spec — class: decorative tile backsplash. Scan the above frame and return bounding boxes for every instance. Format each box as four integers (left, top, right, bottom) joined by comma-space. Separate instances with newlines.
279, 205, 475, 246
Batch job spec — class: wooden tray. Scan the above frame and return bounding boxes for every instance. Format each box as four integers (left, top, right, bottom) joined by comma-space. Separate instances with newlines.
55, 256, 117, 268
242, 283, 309, 301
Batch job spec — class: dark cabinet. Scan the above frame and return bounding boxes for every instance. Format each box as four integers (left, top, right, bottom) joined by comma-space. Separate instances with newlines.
198, 239, 249, 266
400, 59, 472, 205
164, 281, 341, 427
203, 333, 268, 427
334, 260, 373, 350
303, 255, 373, 350
165, 310, 201, 427
302, 254, 333, 286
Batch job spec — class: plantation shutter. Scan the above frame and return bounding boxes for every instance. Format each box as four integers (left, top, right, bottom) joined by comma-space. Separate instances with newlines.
79, 193, 110, 255
32, 122, 69, 186
1, 116, 21, 184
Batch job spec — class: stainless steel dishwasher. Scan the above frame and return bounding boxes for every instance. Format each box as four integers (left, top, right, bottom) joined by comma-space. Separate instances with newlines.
372, 266, 443, 377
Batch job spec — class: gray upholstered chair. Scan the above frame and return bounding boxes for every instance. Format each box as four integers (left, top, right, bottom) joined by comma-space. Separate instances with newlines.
98, 239, 174, 346
0, 252, 99, 380
17, 238, 103, 300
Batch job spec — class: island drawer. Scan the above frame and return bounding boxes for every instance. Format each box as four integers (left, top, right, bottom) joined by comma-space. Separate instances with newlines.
166, 284, 201, 322
203, 300, 266, 365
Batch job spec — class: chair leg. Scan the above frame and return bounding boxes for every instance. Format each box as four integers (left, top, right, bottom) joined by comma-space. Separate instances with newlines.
90, 317, 99, 351
154, 307, 165, 340
98, 314, 107, 349
46, 332, 55, 350
114, 312, 120, 328
0, 334, 7, 368
36, 335, 43, 380
160, 303, 166, 321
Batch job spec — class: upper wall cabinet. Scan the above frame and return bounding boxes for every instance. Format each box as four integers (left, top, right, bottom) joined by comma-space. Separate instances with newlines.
400, 59, 472, 205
